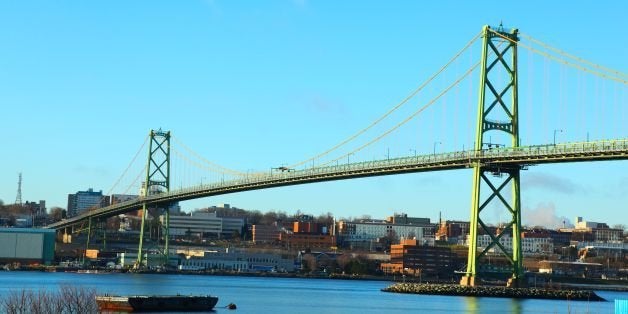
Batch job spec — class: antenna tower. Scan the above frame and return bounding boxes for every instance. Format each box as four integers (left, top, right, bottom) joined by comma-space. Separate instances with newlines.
15, 172, 23, 205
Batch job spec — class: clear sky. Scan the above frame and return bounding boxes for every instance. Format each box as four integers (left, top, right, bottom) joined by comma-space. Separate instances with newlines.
1, 1, 626, 227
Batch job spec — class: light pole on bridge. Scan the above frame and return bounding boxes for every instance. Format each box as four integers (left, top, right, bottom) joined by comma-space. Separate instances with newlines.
410, 149, 417, 162
433, 141, 442, 158
553, 129, 563, 146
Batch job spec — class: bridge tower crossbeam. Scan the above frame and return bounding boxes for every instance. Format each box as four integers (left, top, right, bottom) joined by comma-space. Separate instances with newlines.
460, 25, 524, 287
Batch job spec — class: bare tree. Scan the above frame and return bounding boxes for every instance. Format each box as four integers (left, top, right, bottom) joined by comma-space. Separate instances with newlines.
1, 285, 97, 314
49, 207, 65, 222
302, 254, 317, 272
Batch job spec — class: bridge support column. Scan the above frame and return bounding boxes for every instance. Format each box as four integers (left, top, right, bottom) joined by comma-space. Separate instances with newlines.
101, 220, 107, 250
135, 129, 170, 269
84, 217, 92, 265
462, 24, 524, 286
136, 203, 148, 268
163, 207, 170, 266
62, 227, 72, 243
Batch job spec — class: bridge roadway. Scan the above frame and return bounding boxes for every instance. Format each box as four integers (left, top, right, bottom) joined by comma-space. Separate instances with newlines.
47, 139, 628, 230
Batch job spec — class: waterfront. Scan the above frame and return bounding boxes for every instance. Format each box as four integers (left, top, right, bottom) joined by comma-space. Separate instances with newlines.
0, 272, 625, 313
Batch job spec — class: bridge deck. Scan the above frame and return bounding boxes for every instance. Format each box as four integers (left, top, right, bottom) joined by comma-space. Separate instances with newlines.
47, 139, 628, 230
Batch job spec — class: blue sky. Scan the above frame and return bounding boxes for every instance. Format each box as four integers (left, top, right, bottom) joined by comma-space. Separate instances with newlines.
1, 1, 626, 227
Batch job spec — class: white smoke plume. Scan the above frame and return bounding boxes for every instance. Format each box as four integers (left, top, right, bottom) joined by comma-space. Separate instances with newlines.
523, 202, 574, 229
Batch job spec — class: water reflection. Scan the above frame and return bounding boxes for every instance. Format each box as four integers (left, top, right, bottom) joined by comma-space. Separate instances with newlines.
464, 296, 522, 314
509, 298, 522, 314
464, 296, 479, 313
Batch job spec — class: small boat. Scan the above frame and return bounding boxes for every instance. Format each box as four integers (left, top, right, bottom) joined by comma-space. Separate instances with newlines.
96, 294, 219, 312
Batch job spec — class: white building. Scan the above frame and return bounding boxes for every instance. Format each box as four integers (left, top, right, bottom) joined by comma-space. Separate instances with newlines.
467, 234, 554, 254
161, 212, 244, 238
117, 252, 177, 268
338, 221, 426, 242
162, 212, 222, 237
177, 250, 295, 272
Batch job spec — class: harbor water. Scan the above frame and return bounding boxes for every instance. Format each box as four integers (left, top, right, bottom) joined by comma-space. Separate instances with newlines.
0, 271, 625, 313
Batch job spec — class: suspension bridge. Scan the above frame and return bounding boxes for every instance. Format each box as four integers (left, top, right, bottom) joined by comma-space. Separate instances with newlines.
46, 25, 627, 287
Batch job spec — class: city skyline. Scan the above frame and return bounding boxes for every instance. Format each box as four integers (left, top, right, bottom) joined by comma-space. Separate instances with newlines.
1, 1, 626, 226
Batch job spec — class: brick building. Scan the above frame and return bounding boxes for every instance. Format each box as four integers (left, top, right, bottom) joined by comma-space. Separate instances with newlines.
279, 233, 335, 249
380, 239, 458, 277
252, 224, 281, 243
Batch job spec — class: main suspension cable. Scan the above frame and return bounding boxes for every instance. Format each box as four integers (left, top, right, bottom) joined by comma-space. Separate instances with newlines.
171, 135, 245, 176
285, 31, 483, 169
106, 135, 149, 196
322, 58, 482, 166
520, 33, 628, 79
171, 148, 240, 177
489, 29, 627, 85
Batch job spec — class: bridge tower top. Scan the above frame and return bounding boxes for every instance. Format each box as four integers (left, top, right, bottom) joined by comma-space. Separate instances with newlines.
475, 24, 520, 151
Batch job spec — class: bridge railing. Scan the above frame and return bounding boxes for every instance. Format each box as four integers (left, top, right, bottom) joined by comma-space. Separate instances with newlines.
166, 139, 628, 198
476, 139, 628, 159
48, 139, 628, 229
80, 138, 628, 212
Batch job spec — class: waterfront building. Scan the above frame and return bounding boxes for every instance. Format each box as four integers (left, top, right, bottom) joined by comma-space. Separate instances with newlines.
118, 252, 175, 268
380, 239, 458, 277
574, 241, 627, 261
297, 250, 342, 272
0, 228, 56, 264
67, 188, 109, 217
177, 250, 295, 272
179, 252, 248, 271
13, 215, 33, 228
538, 260, 603, 278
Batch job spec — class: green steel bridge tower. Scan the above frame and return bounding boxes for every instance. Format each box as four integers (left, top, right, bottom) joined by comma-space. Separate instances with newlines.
136, 129, 171, 268
460, 25, 523, 287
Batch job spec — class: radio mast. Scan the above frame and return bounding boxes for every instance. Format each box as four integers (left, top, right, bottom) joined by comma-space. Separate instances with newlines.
15, 172, 22, 205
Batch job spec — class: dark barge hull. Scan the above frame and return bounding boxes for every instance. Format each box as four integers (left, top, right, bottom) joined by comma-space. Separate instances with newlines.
96, 295, 219, 312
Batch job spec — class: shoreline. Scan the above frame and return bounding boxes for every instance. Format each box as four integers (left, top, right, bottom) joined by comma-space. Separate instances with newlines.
6, 265, 628, 292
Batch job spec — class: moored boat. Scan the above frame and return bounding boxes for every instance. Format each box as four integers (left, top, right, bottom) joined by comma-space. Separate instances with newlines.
96, 294, 219, 312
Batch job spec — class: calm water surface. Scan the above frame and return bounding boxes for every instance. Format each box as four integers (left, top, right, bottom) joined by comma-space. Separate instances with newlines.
0, 271, 625, 313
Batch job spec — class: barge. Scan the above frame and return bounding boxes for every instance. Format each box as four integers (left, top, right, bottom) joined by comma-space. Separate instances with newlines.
96, 294, 219, 312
